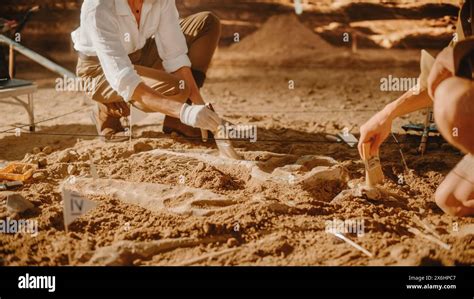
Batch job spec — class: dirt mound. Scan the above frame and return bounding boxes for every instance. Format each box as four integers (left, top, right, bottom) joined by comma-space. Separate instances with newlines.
229, 14, 338, 66
220, 14, 420, 68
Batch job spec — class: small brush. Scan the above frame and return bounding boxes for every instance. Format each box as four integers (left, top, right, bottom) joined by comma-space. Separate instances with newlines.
362, 143, 385, 187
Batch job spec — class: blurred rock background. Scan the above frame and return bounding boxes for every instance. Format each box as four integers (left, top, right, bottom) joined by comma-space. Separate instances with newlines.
0, 0, 461, 70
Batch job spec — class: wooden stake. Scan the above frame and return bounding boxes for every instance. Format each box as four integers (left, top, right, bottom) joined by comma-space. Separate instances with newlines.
127, 103, 132, 143
362, 143, 385, 187
352, 32, 358, 54
8, 44, 14, 79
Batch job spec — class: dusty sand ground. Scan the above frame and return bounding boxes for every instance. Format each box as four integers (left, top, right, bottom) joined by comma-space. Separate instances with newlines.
0, 14, 473, 266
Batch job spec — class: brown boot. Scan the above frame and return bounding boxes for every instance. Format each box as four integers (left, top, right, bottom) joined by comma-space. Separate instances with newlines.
90, 102, 130, 143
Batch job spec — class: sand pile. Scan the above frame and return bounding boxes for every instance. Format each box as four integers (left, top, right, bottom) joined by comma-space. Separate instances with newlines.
228, 14, 340, 66
218, 13, 422, 68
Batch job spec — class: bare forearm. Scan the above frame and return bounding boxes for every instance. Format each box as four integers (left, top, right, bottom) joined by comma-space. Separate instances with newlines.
383, 89, 433, 121
132, 83, 183, 118
173, 67, 205, 105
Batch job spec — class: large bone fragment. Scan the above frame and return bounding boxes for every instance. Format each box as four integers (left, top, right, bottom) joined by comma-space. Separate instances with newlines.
68, 178, 235, 216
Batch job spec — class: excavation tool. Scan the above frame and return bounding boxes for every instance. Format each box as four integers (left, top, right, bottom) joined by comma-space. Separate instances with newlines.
402, 113, 440, 155
401, 115, 440, 156
411, 50, 437, 155
337, 130, 358, 147
207, 103, 241, 160
324, 134, 342, 143
361, 143, 385, 187
418, 109, 434, 155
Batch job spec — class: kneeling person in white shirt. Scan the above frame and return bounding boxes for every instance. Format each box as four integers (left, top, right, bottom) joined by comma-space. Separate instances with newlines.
72, 0, 222, 141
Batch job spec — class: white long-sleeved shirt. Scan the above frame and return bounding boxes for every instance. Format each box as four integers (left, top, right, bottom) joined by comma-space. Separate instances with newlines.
71, 0, 191, 101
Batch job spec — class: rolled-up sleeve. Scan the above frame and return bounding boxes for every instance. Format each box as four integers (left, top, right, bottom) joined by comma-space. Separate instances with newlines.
155, 0, 192, 73
87, 6, 142, 101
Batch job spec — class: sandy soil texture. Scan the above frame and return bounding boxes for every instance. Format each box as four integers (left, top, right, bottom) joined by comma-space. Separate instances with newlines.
0, 14, 473, 266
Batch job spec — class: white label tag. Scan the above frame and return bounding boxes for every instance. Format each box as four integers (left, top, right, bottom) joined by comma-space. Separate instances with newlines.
62, 188, 98, 227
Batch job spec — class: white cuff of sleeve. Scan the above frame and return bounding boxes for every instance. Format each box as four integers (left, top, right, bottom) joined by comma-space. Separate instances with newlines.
163, 54, 192, 73
179, 103, 192, 126
116, 67, 143, 102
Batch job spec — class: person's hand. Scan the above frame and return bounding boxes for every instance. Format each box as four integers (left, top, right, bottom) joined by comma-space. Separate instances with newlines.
102, 102, 131, 118
358, 110, 393, 158
179, 103, 221, 132
427, 46, 455, 99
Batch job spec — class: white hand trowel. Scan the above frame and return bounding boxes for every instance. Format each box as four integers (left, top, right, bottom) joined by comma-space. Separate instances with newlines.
206, 103, 241, 160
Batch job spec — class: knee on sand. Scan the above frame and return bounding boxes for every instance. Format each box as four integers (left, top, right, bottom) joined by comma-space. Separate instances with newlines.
433, 77, 474, 155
